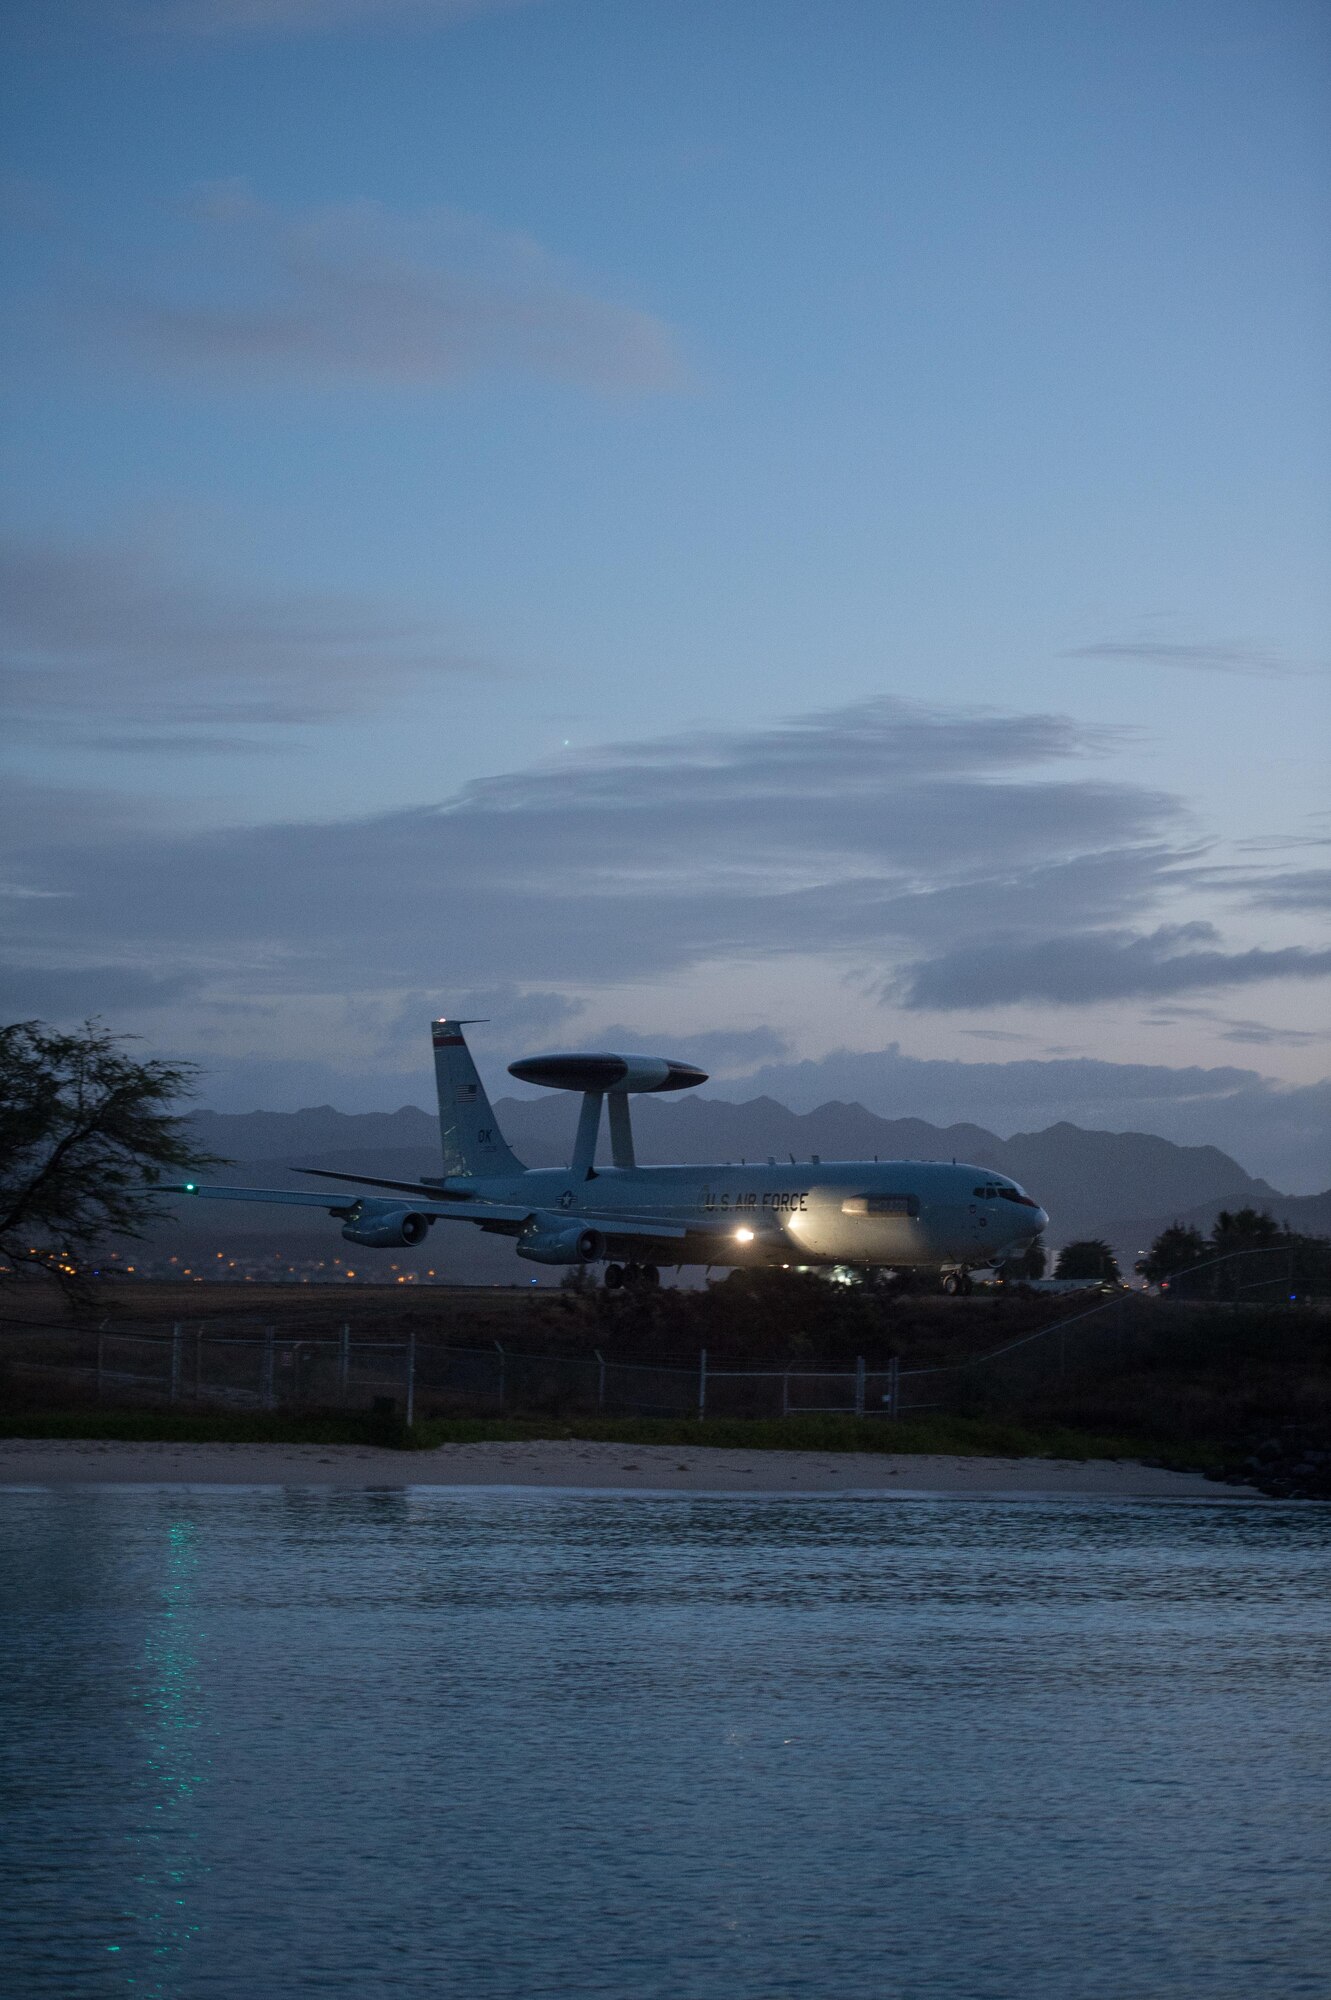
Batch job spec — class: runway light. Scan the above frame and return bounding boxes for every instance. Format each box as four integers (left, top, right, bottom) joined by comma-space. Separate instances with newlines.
735, 1227, 754, 1243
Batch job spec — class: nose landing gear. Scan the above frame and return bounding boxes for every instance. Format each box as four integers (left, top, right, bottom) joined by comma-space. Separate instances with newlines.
941, 1271, 974, 1297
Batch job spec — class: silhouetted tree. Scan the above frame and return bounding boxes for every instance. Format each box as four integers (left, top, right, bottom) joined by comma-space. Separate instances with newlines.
1210, 1208, 1284, 1254
1136, 1223, 1208, 1285
1054, 1238, 1121, 1283
1202, 1209, 1331, 1301
0, 1020, 218, 1297
1288, 1234, 1331, 1298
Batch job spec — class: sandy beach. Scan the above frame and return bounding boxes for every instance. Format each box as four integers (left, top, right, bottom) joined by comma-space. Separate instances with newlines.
0, 1437, 1253, 1498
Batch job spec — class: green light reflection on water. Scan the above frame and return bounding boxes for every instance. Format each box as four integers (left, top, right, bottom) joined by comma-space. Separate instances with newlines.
116, 1515, 212, 1998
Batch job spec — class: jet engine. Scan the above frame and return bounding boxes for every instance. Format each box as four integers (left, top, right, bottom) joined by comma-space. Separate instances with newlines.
340, 1200, 432, 1248
515, 1221, 607, 1266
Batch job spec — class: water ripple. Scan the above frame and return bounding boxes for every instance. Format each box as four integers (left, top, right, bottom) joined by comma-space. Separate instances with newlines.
2, 1490, 1328, 1999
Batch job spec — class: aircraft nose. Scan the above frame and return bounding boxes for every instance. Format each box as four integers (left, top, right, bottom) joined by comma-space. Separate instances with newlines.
1032, 1207, 1049, 1233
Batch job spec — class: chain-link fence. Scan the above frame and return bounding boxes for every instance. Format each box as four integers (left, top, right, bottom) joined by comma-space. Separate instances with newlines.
0, 1248, 1318, 1424
894, 1245, 1318, 1411
0, 1316, 906, 1423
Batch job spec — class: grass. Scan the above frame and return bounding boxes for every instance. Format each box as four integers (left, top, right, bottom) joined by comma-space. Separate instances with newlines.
0, 1404, 1227, 1469
0, 1407, 408, 1447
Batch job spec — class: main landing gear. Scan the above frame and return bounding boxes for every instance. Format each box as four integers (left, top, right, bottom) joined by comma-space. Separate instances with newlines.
941, 1271, 974, 1297
604, 1262, 661, 1293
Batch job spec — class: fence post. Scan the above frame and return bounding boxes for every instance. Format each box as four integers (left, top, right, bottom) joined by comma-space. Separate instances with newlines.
782, 1366, 791, 1418
170, 1322, 182, 1405
405, 1330, 416, 1430
338, 1322, 350, 1398
595, 1348, 606, 1410
96, 1323, 106, 1403
854, 1353, 865, 1418
698, 1347, 707, 1422
263, 1325, 275, 1409
495, 1341, 505, 1408
195, 1323, 203, 1401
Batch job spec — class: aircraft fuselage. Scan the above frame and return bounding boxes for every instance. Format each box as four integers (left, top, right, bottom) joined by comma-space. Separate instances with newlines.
446, 1157, 1047, 1271
160, 1021, 1049, 1283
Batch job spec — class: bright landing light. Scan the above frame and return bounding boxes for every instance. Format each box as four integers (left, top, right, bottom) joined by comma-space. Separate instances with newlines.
735, 1228, 754, 1243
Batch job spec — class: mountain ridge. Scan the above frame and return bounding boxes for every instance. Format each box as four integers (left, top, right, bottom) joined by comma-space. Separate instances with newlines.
138, 1098, 1328, 1279
180, 1097, 1311, 1247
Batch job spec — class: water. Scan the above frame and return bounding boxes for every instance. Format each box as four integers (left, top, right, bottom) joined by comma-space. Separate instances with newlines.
2, 1488, 1329, 2000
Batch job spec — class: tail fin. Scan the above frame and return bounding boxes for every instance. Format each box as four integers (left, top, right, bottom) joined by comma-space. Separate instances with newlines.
431, 1020, 525, 1179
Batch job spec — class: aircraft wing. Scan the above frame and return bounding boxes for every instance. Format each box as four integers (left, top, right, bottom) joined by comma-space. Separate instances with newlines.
152, 1182, 541, 1226
150, 1182, 774, 1249
289, 1171, 763, 1246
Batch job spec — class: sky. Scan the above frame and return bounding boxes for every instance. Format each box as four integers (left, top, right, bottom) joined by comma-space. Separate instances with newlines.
2, 0, 1329, 1190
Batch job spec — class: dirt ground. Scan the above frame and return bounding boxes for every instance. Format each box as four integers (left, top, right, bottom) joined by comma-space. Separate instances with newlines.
6, 1275, 1075, 1368
0, 1434, 1258, 1499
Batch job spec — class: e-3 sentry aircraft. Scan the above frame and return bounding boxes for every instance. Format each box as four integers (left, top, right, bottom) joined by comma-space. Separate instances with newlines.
162, 1018, 1048, 1292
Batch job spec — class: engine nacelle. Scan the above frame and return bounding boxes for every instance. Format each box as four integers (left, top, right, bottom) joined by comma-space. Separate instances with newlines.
340, 1201, 432, 1249
515, 1222, 607, 1266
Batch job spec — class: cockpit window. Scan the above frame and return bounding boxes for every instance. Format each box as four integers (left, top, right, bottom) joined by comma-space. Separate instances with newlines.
974, 1182, 1039, 1207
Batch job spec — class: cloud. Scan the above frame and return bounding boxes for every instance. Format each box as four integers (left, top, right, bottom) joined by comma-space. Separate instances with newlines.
899, 924, 1331, 1009
94, 185, 684, 393
579, 1025, 793, 1076
7, 670, 1322, 1184
149, 0, 534, 33
4, 695, 1190, 991
0, 961, 200, 1017
0, 774, 194, 848
1213, 1020, 1327, 1048
1063, 639, 1321, 679
1135, 1003, 1327, 1050
0, 533, 483, 742
6, 692, 1325, 1109
1225, 867, 1331, 915
351, 984, 584, 1058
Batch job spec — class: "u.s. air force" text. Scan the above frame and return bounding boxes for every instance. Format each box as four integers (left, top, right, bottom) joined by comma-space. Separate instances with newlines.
701, 1188, 809, 1213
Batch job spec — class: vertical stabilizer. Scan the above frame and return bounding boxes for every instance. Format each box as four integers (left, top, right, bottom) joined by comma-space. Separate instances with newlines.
431, 1020, 525, 1179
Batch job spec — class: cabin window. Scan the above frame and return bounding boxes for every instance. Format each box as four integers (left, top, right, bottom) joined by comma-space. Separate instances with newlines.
841, 1193, 919, 1218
